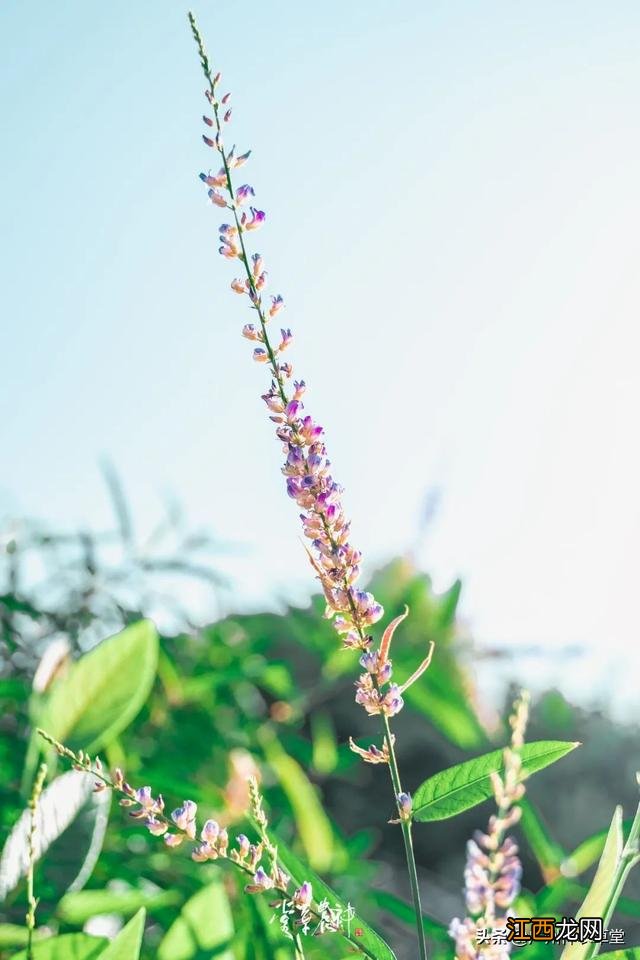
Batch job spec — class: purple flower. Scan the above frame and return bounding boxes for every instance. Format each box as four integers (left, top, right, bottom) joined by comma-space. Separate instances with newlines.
235, 834, 250, 858
244, 865, 274, 894
359, 651, 378, 673
201, 819, 220, 844
145, 817, 167, 836
236, 184, 255, 205
293, 881, 313, 910
278, 328, 293, 351
244, 207, 266, 231
269, 294, 284, 318
381, 683, 404, 716
396, 792, 413, 820
171, 800, 197, 838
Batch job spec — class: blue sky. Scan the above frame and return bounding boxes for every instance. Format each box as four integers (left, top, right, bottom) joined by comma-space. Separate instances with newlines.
2, 1, 640, 716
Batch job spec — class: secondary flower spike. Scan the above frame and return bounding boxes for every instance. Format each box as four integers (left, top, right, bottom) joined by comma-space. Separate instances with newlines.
449, 692, 530, 960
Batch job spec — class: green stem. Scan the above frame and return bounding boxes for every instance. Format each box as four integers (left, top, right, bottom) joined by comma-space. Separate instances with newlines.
383, 715, 428, 960
25, 763, 47, 960
584, 795, 640, 960
188, 16, 429, 956
293, 930, 307, 959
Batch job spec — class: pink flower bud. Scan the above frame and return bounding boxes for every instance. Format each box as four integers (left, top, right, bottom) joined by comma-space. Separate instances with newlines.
269, 295, 284, 318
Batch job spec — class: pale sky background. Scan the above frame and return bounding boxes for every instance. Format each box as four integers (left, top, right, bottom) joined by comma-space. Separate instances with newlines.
2, 1, 639, 718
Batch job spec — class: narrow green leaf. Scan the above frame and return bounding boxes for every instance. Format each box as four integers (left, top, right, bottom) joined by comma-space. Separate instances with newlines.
41, 620, 158, 753
414, 740, 579, 822
264, 735, 334, 872
562, 819, 634, 878
368, 889, 450, 941
58, 887, 180, 925
519, 798, 566, 875
561, 807, 624, 960
272, 831, 397, 960
311, 711, 338, 775
158, 880, 234, 960
99, 909, 146, 960
11, 933, 107, 960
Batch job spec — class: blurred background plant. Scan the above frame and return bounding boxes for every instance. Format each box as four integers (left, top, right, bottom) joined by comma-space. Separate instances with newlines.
1, 478, 639, 959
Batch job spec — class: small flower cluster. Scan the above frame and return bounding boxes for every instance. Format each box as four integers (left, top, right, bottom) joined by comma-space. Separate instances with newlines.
38, 729, 314, 924
449, 692, 530, 960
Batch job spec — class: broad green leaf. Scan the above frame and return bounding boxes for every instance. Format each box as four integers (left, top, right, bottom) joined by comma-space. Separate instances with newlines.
0, 770, 109, 900
414, 740, 579, 822
11, 933, 107, 960
41, 620, 158, 753
264, 735, 334, 872
58, 887, 180, 924
368, 889, 450, 941
0, 923, 46, 947
561, 807, 624, 960
272, 830, 397, 960
99, 909, 146, 960
42, 784, 111, 898
158, 880, 234, 960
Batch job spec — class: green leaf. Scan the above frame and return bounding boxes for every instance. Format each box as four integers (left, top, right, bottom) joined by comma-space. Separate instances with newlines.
11, 933, 107, 960
158, 880, 234, 960
0, 923, 47, 947
41, 620, 158, 753
272, 830, 397, 960
264, 735, 334, 872
592, 951, 640, 960
58, 887, 180, 925
519, 798, 566, 875
413, 740, 579, 822
99, 909, 146, 960
562, 819, 635, 878
311, 711, 338, 776
560, 807, 624, 960
368, 889, 450, 941
0, 770, 110, 900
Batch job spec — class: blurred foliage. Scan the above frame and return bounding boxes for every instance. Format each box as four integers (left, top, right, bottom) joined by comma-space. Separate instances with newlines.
1, 495, 640, 959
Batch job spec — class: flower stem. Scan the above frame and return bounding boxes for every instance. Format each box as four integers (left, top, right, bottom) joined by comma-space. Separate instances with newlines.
383, 715, 428, 960
26, 763, 47, 960
293, 931, 307, 959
